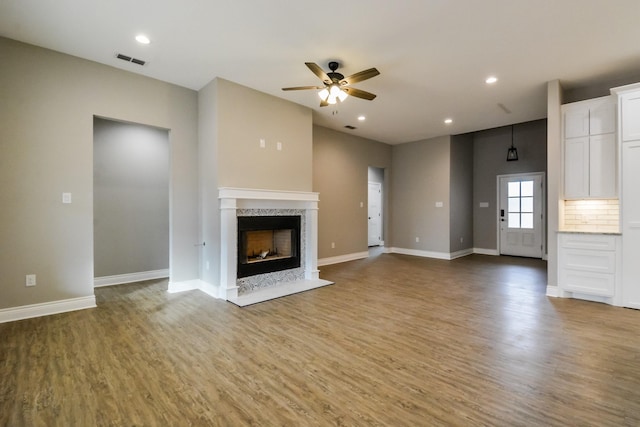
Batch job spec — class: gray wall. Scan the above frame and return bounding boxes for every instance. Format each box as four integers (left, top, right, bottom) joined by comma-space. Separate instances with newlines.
390, 136, 451, 253
472, 119, 547, 251
313, 126, 391, 259
449, 133, 474, 253
0, 37, 199, 310
93, 118, 169, 277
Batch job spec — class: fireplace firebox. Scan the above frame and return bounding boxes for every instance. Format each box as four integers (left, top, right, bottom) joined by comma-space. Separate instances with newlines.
237, 215, 301, 278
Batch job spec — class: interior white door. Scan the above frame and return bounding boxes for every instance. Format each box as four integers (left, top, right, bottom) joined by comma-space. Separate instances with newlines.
499, 174, 543, 258
368, 182, 382, 246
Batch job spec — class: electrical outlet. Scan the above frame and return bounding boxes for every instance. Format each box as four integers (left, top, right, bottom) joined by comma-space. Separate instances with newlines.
460, 237, 464, 243
331, 242, 335, 249
259, 138, 266, 148
415, 237, 420, 243
26, 274, 36, 287
276, 141, 282, 151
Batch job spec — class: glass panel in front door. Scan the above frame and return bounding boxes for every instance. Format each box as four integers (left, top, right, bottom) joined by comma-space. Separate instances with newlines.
507, 180, 534, 229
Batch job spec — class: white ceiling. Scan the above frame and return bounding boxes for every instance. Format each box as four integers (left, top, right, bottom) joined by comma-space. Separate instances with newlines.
2, 0, 640, 144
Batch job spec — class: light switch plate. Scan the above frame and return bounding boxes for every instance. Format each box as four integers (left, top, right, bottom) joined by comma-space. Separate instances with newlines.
62, 192, 72, 204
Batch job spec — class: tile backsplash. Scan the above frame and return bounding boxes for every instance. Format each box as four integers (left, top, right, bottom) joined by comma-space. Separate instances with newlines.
562, 199, 619, 232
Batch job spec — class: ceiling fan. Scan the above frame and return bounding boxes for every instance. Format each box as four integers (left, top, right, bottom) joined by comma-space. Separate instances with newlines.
282, 61, 380, 107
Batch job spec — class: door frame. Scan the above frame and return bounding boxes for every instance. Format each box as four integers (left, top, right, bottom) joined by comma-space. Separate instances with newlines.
496, 172, 546, 259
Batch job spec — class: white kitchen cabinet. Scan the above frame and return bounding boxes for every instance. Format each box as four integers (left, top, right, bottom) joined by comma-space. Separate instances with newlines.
621, 141, 640, 309
620, 90, 640, 142
611, 82, 640, 309
562, 96, 617, 199
558, 233, 620, 302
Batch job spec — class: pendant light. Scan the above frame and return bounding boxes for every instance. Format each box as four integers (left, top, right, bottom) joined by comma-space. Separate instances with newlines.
507, 125, 518, 161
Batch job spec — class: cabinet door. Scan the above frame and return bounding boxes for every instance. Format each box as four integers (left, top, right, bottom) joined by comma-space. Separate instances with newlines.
564, 137, 589, 198
621, 92, 640, 142
590, 99, 616, 135
622, 141, 640, 308
564, 106, 589, 138
589, 133, 617, 198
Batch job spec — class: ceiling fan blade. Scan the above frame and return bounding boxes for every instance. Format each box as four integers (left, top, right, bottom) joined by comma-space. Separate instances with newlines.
341, 68, 380, 86
282, 85, 323, 91
305, 62, 332, 84
343, 87, 377, 100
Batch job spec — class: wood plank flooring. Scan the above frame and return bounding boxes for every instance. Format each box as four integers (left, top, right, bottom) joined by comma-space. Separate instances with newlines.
2, 253, 640, 426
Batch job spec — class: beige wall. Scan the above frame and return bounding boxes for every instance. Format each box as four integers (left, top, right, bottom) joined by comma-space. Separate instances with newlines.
313, 126, 391, 259
216, 78, 313, 192
390, 136, 452, 253
0, 37, 199, 309
198, 78, 314, 285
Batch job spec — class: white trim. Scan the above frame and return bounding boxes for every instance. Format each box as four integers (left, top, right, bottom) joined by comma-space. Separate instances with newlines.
318, 251, 369, 266
218, 187, 319, 202
450, 248, 473, 259
0, 296, 96, 324
473, 248, 500, 256
390, 247, 452, 260
167, 279, 224, 299
546, 285, 561, 297
167, 279, 203, 293
94, 269, 169, 287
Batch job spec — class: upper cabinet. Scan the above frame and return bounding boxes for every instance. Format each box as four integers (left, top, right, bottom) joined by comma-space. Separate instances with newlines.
619, 90, 640, 142
562, 96, 617, 199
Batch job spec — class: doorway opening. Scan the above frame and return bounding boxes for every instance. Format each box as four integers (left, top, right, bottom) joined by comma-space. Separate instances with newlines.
93, 117, 170, 286
497, 172, 545, 258
368, 166, 385, 248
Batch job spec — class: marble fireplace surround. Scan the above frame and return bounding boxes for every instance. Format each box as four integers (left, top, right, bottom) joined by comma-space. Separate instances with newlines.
219, 187, 333, 306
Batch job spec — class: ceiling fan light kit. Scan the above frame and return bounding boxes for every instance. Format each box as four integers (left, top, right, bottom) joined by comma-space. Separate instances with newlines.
283, 61, 380, 107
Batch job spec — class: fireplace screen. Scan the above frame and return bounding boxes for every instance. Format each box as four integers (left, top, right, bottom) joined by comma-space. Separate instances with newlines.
237, 216, 301, 278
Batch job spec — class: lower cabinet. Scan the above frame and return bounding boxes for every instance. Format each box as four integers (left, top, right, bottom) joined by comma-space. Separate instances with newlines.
558, 233, 621, 304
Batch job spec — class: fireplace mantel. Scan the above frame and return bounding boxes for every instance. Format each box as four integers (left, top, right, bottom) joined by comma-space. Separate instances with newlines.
219, 187, 332, 306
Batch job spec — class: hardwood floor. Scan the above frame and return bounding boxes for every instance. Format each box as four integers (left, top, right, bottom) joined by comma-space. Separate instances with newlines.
2, 253, 640, 426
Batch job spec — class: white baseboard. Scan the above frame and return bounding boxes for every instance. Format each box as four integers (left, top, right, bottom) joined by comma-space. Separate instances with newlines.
546, 285, 561, 297
168, 279, 223, 299
450, 248, 474, 259
473, 248, 499, 256
318, 251, 369, 266
389, 247, 451, 260
0, 295, 97, 324
94, 269, 169, 287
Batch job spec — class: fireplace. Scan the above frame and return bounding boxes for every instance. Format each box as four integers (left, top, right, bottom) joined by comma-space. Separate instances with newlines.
216, 187, 333, 306
237, 215, 301, 278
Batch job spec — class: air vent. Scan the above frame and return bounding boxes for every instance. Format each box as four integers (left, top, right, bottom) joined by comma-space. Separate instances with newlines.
116, 53, 146, 66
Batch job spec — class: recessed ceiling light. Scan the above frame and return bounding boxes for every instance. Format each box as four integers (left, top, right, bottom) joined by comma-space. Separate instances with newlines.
485, 76, 498, 84
135, 34, 151, 45
358, 115, 366, 121
444, 118, 453, 124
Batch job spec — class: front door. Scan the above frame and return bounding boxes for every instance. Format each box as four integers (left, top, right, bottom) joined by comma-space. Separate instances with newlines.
499, 173, 544, 258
